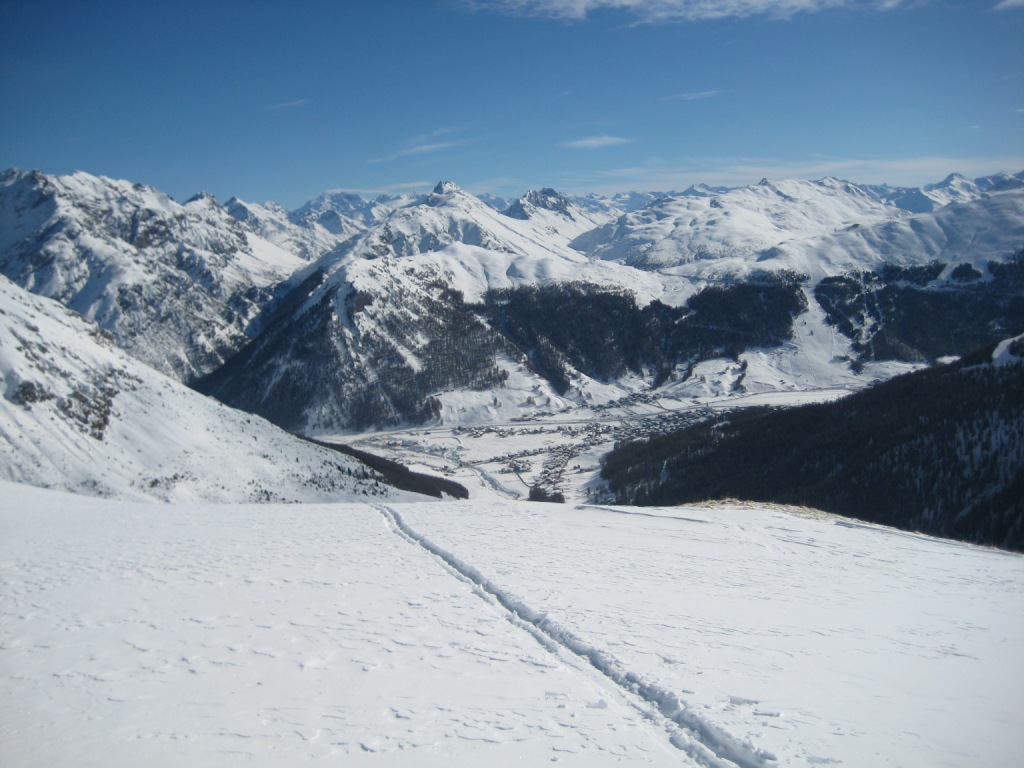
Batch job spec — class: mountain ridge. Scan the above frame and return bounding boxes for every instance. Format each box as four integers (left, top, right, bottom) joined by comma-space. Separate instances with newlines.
0, 274, 426, 502
597, 335, 1024, 551
4, 166, 1023, 433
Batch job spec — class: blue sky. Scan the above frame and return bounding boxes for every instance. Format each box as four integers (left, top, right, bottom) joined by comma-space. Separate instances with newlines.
2, 0, 1022, 208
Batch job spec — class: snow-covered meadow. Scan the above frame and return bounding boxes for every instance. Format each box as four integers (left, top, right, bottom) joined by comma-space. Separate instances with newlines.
3, 482, 1021, 767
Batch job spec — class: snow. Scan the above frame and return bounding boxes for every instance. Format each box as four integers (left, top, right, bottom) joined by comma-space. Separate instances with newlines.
761, 189, 1024, 282
8, 167, 1023, 421
0, 275, 413, 503
0, 169, 308, 381
572, 178, 1024, 286
572, 177, 903, 270
3, 483, 1021, 767
992, 333, 1024, 366
4, 160, 1024, 764
226, 197, 348, 262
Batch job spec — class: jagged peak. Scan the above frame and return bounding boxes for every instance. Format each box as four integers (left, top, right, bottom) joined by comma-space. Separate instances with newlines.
506, 187, 574, 220
432, 180, 462, 196
423, 180, 474, 210
1, 167, 26, 184
679, 183, 727, 198
1, 167, 50, 191
185, 191, 220, 206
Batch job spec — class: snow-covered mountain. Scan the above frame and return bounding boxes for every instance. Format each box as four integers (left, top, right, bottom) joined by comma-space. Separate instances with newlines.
196, 172, 1023, 431
3, 166, 1022, 433
574, 172, 1024, 273
0, 169, 304, 381
321, 181, 615, 265
572, 176, 902, 269
196, 181, 635, 431
757, 188, 1024, 282
0, 274, 417, 503
223, 196, 343, 261
867, 170, 1024, 213
284, 187, 418, 243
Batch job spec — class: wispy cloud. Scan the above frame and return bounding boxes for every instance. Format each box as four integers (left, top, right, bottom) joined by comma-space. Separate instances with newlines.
326, 181, 433, 195
572, 154, 1024, 194
459, 0, 912, 23
561, 135, 632, 149
264, 99, 308, 111
995, 0, 1024, 10
659, 89, 721, 102
411, 126, 466, 143
369, 141, 463, 164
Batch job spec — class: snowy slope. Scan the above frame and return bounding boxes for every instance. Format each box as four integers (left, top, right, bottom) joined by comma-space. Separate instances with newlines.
0, 276, 414, 503
869, 170, 1024, 213
199, 174, 1024, 432
573, 174, 1024, 280
758, 188, 1024, 282
194, 182, 672, 430
0, 169, 304, 381
324, 181, 615, 266
395, 499, 1024, 768
290, 187, 411, 236
2, 484, 1021, 767
572, 176, 906, 269
224, 196, 341, 261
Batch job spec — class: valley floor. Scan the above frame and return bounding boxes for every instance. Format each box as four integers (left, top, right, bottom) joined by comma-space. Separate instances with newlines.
2, 481, 1022, 767
340, 386, 861, 503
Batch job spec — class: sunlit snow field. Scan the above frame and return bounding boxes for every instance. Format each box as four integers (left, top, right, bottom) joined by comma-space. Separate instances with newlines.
2, 481, 1022, 767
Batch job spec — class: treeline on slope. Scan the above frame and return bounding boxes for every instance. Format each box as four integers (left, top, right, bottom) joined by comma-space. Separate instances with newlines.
816, 251, 1024, 367
478, 273, 808, 394
195, 273, 809, 430
195, 271, 510, 431
301, 437, 469, 499
598, 344, 1024, 552
195, 252, 1023, 432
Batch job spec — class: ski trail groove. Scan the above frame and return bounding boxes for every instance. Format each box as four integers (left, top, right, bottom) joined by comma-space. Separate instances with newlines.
374, 504, 778, 768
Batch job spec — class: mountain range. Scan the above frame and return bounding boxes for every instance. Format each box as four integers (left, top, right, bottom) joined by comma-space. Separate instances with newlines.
0, 272, 417, 503
2, 164, 1023, 504
3, 165, 1023, 768
205, 170, 1022, 431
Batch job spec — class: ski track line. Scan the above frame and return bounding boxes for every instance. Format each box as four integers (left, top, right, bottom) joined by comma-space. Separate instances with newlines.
374, 503, 779, 768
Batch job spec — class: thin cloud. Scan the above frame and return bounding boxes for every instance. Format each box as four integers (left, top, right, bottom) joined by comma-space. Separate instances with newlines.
722, 155, 1024, 186
562, 135, 632, 149
659, 89, 721, 102
579, 154, 1024, 194
995, 0, 1024, 9
459, 0, 913, 23
369, 142, 462, 164
264, 99, 308, 111
327, 181, 433, 195
410, 126, 467, 143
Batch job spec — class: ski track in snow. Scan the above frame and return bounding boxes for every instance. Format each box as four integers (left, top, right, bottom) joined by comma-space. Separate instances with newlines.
0, 484, 684, 767
376, 503, 775, 768
391, 500, 1024, 768
3, 485, 1023, 766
